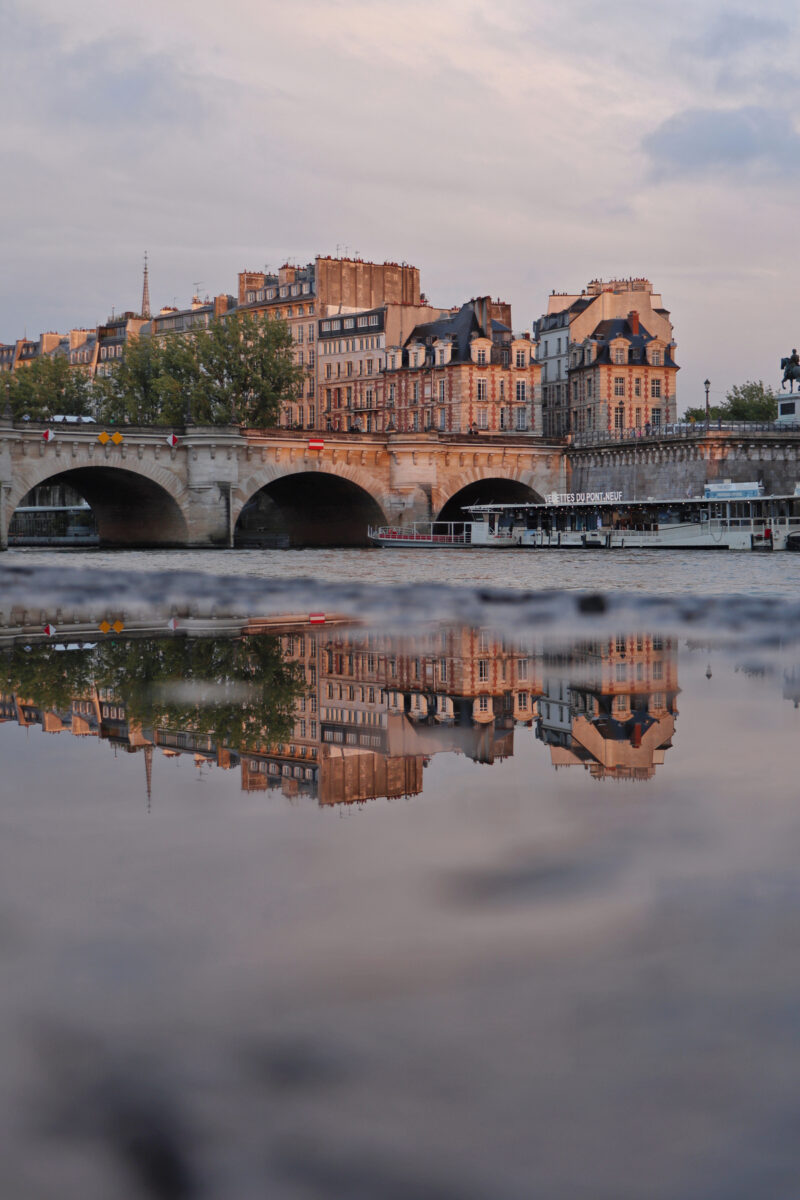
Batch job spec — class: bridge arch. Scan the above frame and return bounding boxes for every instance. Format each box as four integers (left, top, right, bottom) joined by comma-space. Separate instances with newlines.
6, 464, 189, 547
234, 469, 388, 547
436, 475, 544, 523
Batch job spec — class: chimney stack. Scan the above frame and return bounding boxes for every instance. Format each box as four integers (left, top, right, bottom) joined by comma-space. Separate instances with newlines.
629, 310, 640, 336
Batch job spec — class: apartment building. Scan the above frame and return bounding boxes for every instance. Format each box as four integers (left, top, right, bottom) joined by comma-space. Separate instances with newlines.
318, 301, 447, 432
384, 298, 540, 435
533, 278, 677, 436
237, 256, 422, 430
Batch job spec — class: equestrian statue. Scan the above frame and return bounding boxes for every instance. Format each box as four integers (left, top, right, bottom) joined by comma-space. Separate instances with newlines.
781, 348, 800, 392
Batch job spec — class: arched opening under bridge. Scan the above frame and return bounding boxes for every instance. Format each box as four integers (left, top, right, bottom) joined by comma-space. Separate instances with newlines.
436, 477, 543, 524
7, 467, 189, 548
234, 472, 387, 548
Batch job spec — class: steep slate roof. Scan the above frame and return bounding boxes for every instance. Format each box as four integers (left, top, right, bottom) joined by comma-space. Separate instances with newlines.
403, 302, 485, 364
584, 317, 678, 368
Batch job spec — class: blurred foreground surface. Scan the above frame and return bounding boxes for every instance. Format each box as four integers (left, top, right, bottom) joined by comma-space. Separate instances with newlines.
2, 566, 800, 1198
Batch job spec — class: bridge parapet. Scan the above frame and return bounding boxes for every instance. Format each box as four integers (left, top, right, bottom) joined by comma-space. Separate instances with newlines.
567, 429, 800, 499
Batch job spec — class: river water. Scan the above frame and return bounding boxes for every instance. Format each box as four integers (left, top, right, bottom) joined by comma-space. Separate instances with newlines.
2, 548, 800, 1197
9, 543, 800, 596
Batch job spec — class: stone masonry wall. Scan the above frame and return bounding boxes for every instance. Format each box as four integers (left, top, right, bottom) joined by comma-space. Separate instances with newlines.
567, 433, 800, 501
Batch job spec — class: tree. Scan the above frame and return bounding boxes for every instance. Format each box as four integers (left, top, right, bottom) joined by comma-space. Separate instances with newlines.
96, 313, 304, 427
95, 332, 197, 426
683, 380, 777, 424
723, 381, 777, 422
191, 312, 303, 426
6, 355, 93, 420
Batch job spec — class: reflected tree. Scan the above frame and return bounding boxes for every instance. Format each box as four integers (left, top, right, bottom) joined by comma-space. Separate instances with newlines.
0, 634, 305, 752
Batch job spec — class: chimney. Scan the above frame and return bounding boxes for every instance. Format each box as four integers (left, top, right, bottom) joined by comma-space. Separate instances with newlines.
213, 294, 230, 319
629, 310, 640, 336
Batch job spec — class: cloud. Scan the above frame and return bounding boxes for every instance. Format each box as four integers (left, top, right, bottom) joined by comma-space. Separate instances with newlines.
681, 11, 790, 58
643, 106, 800, 179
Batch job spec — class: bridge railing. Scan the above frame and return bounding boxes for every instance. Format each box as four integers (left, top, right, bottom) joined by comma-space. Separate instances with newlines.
569, 422, 800, 449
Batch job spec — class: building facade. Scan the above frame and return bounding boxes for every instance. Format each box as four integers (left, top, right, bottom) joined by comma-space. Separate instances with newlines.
534, 278, 677, 436
237, 256, 423, 431
384, 298, 540, 435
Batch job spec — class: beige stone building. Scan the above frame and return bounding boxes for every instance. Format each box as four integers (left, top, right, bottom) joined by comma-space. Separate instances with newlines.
318, 301, 448, 432
533, 278, 677, 436
237, 256, 422, 430
385, 298, 540, 435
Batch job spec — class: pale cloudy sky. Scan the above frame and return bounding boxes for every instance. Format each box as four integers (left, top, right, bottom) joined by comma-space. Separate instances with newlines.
2, 0, 799, 409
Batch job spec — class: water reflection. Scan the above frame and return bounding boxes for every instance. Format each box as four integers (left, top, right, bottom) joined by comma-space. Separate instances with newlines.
1, 618, 682, 802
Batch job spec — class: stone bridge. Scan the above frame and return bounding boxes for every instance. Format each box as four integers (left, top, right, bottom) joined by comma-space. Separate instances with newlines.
0, 418, 566, 548
566, 429, 800, 501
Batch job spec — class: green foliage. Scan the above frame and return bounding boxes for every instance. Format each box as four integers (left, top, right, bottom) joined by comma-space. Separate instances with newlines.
6, 355, 93, 420
96, 313, 304, 427
683, 381, 777, 423
723, 381, 777, 421
0, 633, 306, 752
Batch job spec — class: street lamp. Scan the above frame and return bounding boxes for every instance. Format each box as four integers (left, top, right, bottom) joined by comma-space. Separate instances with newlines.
704, 378, 711, 427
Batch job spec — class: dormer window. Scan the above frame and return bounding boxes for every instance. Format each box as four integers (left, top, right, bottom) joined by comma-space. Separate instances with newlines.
477, 348, 487, 365
650, 348, 662, 365
515, 349, 527, 368
613, 347, 626, 364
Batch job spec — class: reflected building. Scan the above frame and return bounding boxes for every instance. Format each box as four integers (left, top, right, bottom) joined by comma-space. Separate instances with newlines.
536, 634, 679, 780
0, 624, 679, 802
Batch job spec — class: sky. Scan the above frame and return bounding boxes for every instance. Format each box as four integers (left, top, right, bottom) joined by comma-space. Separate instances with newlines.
2, 0, 799, 411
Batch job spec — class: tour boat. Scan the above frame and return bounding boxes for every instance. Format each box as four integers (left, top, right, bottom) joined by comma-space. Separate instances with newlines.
370, 481, 800, 551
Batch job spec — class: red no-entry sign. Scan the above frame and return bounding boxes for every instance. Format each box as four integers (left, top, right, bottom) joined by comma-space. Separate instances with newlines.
308, 439, 324, 451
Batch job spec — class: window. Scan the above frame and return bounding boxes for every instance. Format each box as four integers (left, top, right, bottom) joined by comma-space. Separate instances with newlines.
515, 408, 527, 431
651, 378, 662, 398
478, 695, 490, 712
635, 407, 642, 427
651, 408, 662, 427
477, 409, 488, 429
438, 407, 446, 430
614, 347, 626, 364
477, 379, 487, 401
586, 377, 593, 398
515, 349, 526, 368
412, 381, 419, 403
616, 694, 628, 712
498, 379, 505, 400
634, 377, 641, 397
478, 659, 489, 681
366, 359, 373, 375
614, 376, 625, 397
518, 658, 528, 680
516, 380, 527, 403
387, 383, 396, 405
651, 348, 662, 366
653, 660, 664, 680
438, 379, 446, 402
477, 348, 487, 365
614, 405, 625, 430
